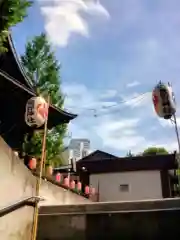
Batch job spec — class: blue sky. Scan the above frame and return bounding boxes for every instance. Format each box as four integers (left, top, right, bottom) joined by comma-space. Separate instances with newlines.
12, 0, 180, 156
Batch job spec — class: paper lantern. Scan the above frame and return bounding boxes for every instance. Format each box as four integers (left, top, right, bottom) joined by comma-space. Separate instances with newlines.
55, 173, 61, 182
90, 187, 96, 195
77, 181, 82, 191
64, 177, 69, 187
152, 82, 176, 119
46, 165, 53, 176
14, 151, 19, 157
28, 158, 37, 170
85, 185, 90, 195
25, 96, 48, 128
70, 180, 75, 189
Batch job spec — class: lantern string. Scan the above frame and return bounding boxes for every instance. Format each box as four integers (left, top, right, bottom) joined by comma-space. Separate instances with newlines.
31, 95, 50, 240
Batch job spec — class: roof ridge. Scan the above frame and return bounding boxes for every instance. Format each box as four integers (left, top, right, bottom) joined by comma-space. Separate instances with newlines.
6, 33, 77, 119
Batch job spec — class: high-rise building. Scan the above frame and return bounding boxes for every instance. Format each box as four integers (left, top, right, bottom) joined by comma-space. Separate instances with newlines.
59, 139, 91, 166
69, 138, 91, 160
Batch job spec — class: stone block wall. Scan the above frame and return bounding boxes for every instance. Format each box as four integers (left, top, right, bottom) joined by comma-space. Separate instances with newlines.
0, 137, 90, 239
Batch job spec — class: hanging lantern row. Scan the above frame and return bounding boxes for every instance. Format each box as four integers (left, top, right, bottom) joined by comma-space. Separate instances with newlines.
85, 185, 90, 195
55, 173, 96, 195
28, 158, 96, 195
70, 180, 75, 189
152, 82, 176, 120
28, 158, 53, 175
77, 181, 82, 191
55, 172, 61, 182
28, 157, 37, 170
46, 165, 53, 176
25, 96, 49, 128
90, 187, 96, 195
63, 177, 69, 187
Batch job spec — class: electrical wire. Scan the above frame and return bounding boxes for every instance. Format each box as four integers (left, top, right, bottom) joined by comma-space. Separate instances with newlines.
95, 94, 149, 118
64, 92, 151, 118
0, 66, 152, 119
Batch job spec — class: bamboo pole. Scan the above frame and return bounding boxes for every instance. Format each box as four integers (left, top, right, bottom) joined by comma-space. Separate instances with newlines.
31, 96, 50, 240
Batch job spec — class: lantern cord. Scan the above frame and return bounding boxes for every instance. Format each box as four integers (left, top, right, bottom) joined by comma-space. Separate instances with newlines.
31, 95, 50, 240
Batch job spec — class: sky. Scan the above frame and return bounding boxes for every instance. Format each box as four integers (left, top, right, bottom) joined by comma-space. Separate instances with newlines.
12, 0, 180, 156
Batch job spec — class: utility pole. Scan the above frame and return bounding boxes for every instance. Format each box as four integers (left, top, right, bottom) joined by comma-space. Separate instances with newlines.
173, 114, 180, 192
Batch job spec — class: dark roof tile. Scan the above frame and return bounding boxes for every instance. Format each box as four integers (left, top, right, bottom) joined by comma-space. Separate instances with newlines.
77, 150, 177, 173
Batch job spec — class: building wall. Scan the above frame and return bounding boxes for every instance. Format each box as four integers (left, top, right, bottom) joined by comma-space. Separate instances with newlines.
0, 137, 90, 240
69, 139, 91, 160
90, 171, 163, 202
37, 199, 180, 239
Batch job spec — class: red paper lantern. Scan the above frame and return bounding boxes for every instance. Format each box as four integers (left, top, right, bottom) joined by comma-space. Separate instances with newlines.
28, 158, 37, 170
77, 181, 82, 191
64, 177, 69, 187
55, 173, 61, 182
70, 180, 75, 189
46, 165, 53, 176
90, 187, 95, 195
85, 185, 90, 195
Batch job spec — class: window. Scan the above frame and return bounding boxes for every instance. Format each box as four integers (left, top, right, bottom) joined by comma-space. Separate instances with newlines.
120, 184, 129, 192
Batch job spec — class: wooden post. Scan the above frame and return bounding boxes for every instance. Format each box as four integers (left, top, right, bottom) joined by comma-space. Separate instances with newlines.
31, 95, 50, 240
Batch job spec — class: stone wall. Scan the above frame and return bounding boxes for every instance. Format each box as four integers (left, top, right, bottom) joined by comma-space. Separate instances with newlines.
38, 211, 180, 240
0, 137, 90, 240
38, 199, 180, 239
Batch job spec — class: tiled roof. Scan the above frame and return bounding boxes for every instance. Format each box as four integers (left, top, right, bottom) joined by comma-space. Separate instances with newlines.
77, 150, 177, 173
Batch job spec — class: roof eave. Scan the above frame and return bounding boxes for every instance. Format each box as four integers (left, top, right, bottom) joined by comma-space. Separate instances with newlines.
7, 33, 77, 121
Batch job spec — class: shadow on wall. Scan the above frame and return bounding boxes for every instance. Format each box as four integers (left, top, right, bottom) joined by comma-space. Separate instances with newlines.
0, 137, 90, 240
38, 209, 180, 239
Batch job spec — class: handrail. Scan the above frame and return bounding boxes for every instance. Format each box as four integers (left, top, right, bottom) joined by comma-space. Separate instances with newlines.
0, 196, 44, 218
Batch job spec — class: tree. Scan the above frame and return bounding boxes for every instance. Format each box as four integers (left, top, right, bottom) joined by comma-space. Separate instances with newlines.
22, 33, 66, 167
0, 0, 32, 52
142, 147, 168, 156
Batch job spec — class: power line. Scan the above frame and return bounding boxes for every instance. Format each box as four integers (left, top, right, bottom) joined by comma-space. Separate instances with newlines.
64, 91, 151, 118
93, 94, 149, 118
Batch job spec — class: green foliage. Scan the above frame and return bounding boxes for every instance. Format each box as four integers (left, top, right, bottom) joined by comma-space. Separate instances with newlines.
22, 33, 67, 166
142, 147, 168, 156
0, 0, 32, 52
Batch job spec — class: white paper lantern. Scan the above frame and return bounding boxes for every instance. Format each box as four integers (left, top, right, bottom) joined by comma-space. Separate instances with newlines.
152, 82, 176, 120
25, 96, 48, 128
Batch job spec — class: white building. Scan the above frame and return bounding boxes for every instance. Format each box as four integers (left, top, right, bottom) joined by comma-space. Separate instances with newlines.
69, 138, 91, 160
77, 150, 177, 202
60, 139, 91, 165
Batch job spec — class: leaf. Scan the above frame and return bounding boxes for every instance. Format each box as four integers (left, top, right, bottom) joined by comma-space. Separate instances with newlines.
22, 33, 67, 166
142, 147, 168, 156
0, 0, 32, 52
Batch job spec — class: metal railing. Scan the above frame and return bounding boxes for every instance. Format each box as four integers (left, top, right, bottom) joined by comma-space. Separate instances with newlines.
0, 196, 44, 218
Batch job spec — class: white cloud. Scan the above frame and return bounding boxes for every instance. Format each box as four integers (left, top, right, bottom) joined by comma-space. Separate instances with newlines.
99, 89, 117, 99
155, 142, 179, 153
159, 117, 180, 128
62, 82, 117, 114
84, 0, 109, 18
95, 116, 178, 153
62, 82, 179, 155
94, 116, 150, 152
55, 84, 179, 156
126, 81, 140, 88
38, 0, 109, 46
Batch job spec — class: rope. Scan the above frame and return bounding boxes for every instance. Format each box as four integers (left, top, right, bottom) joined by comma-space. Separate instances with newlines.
31, 95, 50, 240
